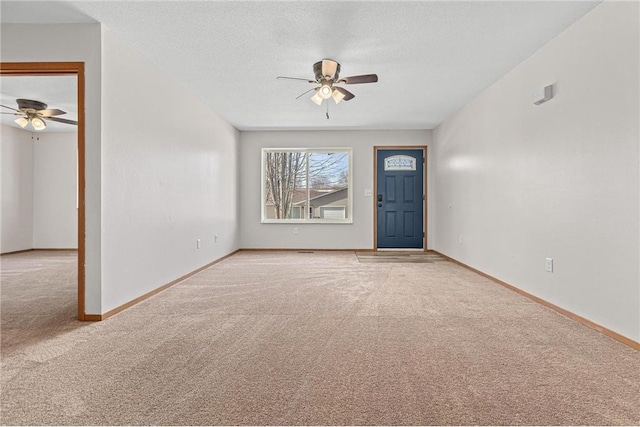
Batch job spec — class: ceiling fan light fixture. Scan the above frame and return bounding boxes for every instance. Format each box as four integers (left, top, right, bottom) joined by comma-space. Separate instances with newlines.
14, 117, 29, 128
310, 90, 324, 105
321, 59, 339, 80
332, 88, 346, 104
320, 84, 332, 99
31, 117, 46, 131
280, 59, 377, 109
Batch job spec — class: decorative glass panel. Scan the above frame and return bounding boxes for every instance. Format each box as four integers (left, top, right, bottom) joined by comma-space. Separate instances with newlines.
384, 155, 416, 171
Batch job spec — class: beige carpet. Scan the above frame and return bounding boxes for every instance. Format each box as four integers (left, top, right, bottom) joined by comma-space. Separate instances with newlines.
1, 250, 82, 359
1, 250, 639, 425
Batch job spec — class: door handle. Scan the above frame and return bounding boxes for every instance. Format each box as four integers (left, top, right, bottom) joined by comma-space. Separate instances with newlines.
377, 194, 383, 202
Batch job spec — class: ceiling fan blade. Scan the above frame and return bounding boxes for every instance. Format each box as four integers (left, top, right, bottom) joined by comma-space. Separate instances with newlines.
339, 74, 378, 84
277, 76, 315, 83
38, 108, 66, 117
46, 116, 78, 126
1, 104, 21, 112
334, 86, 355, 101
295, 88, 317, 99
1, 112, 21, 115
321, 59, 339, 80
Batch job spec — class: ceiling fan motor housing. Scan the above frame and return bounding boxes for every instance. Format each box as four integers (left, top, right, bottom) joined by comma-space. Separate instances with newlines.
16, 99, 48, 112
313, 60, 340, 82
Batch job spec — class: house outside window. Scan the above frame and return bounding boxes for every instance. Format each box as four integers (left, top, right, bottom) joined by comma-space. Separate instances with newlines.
262, 148, 352, 223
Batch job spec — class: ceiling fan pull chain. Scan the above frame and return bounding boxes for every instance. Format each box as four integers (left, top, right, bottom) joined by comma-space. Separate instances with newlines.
326, 101, 330, 120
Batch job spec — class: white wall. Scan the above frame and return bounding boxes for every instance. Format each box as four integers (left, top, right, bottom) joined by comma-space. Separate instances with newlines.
433, 2, 639, 341
1, 23, 103, 314
1, 127, 78, 252
33, 132, 78, 249
0, 125, 33, 253
240, 130, 432, 249
100, 28, 240, 313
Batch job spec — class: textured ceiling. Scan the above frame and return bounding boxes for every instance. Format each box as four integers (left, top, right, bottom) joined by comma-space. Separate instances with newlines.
2, 1, 600, 131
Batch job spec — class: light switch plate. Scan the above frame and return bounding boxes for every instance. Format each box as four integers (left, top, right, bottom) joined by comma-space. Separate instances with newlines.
545, 257, 553, 272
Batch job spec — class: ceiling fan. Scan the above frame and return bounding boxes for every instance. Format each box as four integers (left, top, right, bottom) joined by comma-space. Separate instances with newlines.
1, 99, 78, 131
277, 59, 378, 106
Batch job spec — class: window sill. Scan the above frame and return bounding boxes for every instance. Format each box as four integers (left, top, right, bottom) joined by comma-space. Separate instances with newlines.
261, 219, 353, 224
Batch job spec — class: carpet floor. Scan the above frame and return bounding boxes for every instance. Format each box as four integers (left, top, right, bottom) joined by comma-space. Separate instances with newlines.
1, 250, 639, 425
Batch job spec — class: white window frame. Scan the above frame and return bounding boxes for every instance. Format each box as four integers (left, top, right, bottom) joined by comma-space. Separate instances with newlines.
261, 148, 353, 224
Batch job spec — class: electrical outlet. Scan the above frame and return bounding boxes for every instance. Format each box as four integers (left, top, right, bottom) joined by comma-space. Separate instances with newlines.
196, 239, 201, 249
545, 258, 553, 272
293, 227, 299, 235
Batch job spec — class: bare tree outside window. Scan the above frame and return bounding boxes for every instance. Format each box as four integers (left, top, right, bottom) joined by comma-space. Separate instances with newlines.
264, 152, 306, 219
262, 149, 352, 222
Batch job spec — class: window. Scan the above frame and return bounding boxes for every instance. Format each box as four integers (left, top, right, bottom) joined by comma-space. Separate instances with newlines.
262, 148, 352, 223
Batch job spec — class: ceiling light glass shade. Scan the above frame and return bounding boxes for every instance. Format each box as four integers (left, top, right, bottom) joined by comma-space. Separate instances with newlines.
31, 117, 46, 131
14, 117, 29, 128
320, 84, 332, 99
311, 91, 323, 106
321, 60, 338, 80
332, 88, 346, 104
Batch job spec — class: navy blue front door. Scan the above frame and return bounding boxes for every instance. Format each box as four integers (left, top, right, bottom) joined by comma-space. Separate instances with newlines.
376, 149, 424, 249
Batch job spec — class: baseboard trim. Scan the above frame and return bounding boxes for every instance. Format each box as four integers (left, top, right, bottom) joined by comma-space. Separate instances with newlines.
95, 249, 241, 321
1, 248, 78, 256
240, 248, 372, 252
1, 249, 34, 256
432, 250, 639, 351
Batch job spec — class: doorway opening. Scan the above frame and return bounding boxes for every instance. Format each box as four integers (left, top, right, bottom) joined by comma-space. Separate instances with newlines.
0, 62, 87, 320
373, 146, 427, 251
